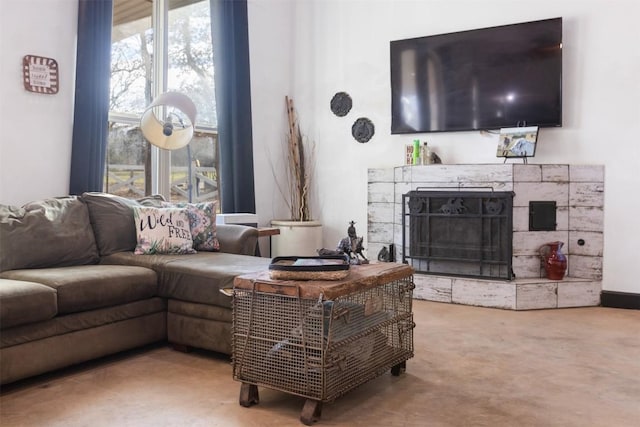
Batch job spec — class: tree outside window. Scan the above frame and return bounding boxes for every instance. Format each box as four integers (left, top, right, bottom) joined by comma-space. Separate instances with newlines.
106, 0, 219, 204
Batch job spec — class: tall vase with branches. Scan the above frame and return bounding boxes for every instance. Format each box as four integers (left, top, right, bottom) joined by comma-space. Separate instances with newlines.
270, 96, 322, 257
284, 96, 314, 221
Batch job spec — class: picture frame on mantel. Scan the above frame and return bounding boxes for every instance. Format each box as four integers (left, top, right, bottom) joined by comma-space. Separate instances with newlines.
497, 126, 539, 159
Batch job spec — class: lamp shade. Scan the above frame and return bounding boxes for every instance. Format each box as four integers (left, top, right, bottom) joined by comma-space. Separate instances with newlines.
140, 92, 197, 150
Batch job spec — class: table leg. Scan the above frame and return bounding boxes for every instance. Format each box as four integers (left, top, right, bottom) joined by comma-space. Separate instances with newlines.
239, 383, 259, 407
391, 360, 406, 376
300, 399, 323, 425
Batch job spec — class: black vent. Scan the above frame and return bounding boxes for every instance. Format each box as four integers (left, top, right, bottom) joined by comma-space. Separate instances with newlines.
529, 201, 557, 231
402, 190, 514, 280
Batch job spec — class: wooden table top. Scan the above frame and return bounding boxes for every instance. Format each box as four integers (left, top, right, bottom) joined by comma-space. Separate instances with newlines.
233, 262, 413, 299
257, 227, 280, 237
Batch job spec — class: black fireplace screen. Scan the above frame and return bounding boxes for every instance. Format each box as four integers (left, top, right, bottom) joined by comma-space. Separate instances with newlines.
402, 190, 514, 280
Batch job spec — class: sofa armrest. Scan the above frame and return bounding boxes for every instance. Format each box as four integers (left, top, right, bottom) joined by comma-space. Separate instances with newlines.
216, 224, 259, 256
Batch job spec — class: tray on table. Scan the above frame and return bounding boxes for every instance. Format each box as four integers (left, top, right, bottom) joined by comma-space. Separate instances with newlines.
268, 255, 350, 281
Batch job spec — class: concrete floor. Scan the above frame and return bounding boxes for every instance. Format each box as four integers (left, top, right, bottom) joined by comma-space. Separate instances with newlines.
1, 300, 639, 426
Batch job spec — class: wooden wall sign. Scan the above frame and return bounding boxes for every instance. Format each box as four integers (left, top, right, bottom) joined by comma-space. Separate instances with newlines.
23, 55, 59, 94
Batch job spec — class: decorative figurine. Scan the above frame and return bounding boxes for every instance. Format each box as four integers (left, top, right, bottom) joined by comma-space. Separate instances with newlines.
377, 243, 395, 262
318, 221, 369, 265
377, 246, 390, 262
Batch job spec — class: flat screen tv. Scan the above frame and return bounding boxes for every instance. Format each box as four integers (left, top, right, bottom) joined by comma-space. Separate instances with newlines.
390, 18, 562, 134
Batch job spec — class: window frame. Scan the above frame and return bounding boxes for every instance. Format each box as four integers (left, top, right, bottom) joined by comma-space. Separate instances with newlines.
108, 0, 218, 202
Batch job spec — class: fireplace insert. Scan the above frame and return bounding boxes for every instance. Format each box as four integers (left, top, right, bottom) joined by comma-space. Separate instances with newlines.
402, 190, 514, 280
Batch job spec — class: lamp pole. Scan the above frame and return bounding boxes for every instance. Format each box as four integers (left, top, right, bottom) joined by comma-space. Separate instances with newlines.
150, 0, 170, 198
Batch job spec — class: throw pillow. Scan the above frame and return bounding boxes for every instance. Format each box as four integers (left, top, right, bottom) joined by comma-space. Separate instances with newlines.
132, 207, 196, 255
162, 201, 220, 251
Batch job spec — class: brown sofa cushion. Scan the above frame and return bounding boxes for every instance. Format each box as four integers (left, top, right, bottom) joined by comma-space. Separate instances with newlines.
100, 251, 271, 308
0, 265, 158, 315
0, 196, 99, 272
1, 298, 165, 349
82, 192, 165, 256
0, 279, 58, 329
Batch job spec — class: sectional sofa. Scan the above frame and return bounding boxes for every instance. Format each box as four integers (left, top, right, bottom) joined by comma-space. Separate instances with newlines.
0, 192, 271, 385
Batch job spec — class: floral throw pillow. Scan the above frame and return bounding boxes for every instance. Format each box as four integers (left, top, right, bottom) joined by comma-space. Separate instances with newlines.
132, 207, 196, 255
162, 201, 220, 251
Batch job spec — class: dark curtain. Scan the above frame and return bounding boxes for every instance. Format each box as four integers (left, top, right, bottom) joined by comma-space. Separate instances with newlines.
69, 0, 113, 195
210, 0, 256, 213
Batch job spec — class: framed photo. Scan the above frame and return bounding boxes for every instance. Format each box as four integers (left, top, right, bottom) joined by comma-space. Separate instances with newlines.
497, 126, 539, 158
23, 55, 59, 95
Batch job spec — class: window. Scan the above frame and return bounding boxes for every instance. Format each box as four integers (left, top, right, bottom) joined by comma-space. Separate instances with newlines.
106, 0, 219, 204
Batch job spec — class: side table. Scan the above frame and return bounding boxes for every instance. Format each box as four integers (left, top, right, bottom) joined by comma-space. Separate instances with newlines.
255, 227, 279, 256
232, 263, 415, 425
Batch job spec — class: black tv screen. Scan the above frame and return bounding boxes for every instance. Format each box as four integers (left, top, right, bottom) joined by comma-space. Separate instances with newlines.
390, 18, 562, 133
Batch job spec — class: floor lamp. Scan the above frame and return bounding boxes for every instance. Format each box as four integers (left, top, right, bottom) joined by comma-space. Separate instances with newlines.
140, 92, 197, 202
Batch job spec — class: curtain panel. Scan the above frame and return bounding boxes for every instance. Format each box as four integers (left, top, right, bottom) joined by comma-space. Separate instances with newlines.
210, 0, 256, 213
69, 0, 113, 195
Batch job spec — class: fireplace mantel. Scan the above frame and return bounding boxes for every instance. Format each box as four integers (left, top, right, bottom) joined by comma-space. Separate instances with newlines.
367, 164, 604, 310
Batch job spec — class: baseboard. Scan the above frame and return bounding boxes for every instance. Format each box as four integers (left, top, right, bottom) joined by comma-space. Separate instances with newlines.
600, 291, 640, 310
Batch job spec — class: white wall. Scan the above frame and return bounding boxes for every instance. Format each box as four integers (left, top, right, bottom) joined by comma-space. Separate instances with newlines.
249, 0, 640, 294
0, 0, 78, 205
247, 0, 295, 224
1, 0, 638, 294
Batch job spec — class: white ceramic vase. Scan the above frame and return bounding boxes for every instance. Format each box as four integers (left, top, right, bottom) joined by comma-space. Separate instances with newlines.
270, 220, 323, 257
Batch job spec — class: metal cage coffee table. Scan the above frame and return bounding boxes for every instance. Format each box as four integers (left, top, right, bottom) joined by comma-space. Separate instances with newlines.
232, 263, 415, 425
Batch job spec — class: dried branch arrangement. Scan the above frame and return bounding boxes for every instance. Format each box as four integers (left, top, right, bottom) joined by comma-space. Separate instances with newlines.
285, 96, 313, 221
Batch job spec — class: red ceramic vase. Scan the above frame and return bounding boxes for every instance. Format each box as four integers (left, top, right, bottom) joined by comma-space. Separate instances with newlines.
540, 241, 567, 280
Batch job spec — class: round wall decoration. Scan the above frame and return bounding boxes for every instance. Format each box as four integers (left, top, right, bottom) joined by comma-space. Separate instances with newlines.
351, 117, 375, 143
330, 92, 352, 117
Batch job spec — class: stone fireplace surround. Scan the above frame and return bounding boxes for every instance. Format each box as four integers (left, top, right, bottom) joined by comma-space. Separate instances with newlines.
367, 164, 604, 310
